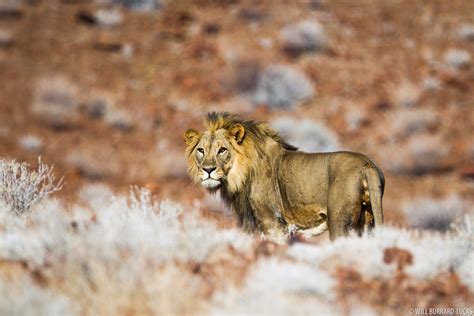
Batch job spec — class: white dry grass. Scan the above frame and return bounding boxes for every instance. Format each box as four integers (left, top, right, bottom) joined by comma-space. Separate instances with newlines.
212, 258, 338, 315
288, 218, 474, 290
1, 157, 473, 314
0, 186, 253, 314
0, 275, 75, 316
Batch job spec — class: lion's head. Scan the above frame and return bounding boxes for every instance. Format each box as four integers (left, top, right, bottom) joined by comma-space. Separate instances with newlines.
184, 112, 296, 194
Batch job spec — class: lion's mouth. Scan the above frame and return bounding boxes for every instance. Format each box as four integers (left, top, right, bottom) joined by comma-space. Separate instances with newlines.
201, 178, 221, 189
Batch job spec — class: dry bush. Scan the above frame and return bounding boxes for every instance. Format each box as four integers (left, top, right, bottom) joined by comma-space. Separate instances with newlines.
271, 116, 339, 152
0, 275, 75, 316
0, 157, 62, 215
279, 20, 327, 56
457, 24, 474, 41
402, 195, 468, 231
0, 187, 253, 314
18, 135, 43, 152
113, 0, 163, 11
381, 134, 450, 175
388, 109, 437, 139
391, 81, 421, 108
31, 75, 80, 129
250, 65, 315, 109
287, 219, 473, 290
444, 49, 471, 69
212, 258, 337, 315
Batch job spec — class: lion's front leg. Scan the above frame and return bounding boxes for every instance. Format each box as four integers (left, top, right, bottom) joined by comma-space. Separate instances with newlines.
256, 216, 289, 244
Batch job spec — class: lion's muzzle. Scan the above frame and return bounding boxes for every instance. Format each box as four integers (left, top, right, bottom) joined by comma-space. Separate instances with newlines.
200, 167, 222, 188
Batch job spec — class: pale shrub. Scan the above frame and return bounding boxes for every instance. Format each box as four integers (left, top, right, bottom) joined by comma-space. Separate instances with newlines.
0, 157, 62, 215
0, 188, 253, 314
288, 222, 473, 289
444, 49, 471, 69
212, 258, 337, 315
402, 195, 468, 231
272, 117, 339, 152
280, 20, 327, 55
251, 65, 315, 109
32, 75, 80, 128
0, 275, 75, 316
18, 135, 43, 152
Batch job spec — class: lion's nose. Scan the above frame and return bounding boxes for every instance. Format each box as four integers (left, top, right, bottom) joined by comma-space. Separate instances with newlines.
203, 167, 216, 175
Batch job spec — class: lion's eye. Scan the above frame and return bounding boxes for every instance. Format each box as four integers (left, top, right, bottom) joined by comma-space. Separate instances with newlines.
197, 148, 204, 154
218, 147, 227, 154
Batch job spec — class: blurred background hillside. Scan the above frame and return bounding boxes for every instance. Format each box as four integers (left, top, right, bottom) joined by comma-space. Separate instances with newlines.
1, 0, 472, 228
0, 0, 473, 314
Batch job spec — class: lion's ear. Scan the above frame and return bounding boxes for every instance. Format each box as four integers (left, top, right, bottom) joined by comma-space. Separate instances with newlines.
184, 129, 200, 146
229, 124, 245, 144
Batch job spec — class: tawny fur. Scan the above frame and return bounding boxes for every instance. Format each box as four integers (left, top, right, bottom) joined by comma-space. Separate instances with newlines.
184, 112, 385, 241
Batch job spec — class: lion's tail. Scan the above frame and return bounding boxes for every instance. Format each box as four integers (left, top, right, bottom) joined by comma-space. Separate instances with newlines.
365, 165, 385, 226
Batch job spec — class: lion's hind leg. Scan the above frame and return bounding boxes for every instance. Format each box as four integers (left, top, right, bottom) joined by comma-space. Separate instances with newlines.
327, 178, 364, 241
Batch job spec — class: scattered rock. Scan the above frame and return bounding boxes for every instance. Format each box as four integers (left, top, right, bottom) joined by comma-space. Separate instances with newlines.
383, 134, 450, 175
121, 43, 134, 59
202, 22, 220, 36
271, 117, 339, 152
93, 32, 122, 51
231, 59, 262, 93
77, 9, 123, 27
344, 106, 366, 132
250, 64, 315, 109
0, 29, 14, 47
389, 109, 438, 139
422, 76, 441, 92
391, 81, 421, 107
456, 24, 474, 41
259, 37, 273, 49
95, 8, 123, 26
104, 107, 134, 132
444, 49, 471, 69
237, 8, 268, 22
66, 148, 120, 180
113, 0, 162, 12
280, 20, 327, 56
80, 97, 111, 119
402, 195, 466, 231
18, 135, 43, 152
31, 75, 81, 129
0, 3, 22, 20
459, 165, 474, 180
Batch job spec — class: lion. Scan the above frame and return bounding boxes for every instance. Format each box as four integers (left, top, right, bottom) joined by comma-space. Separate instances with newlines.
184, 112, 385, 241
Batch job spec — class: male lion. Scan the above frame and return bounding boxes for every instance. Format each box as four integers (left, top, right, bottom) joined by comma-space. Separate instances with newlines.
184, 112, 385, 241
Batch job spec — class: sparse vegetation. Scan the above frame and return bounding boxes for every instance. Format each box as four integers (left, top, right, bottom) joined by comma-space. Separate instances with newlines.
250, 65, 315, 109
402, 195, 468, 231
0, 157, 62, 215
1, 1, 473, 314
280, 20, 327, 56
271, 117, 339, 152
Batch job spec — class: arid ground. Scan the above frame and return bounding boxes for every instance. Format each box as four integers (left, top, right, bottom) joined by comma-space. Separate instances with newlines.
0, 0, 473, 315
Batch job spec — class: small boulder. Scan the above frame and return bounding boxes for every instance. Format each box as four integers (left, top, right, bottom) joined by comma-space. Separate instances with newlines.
280, 20, 327, 56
